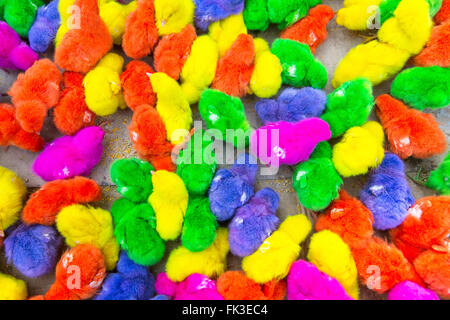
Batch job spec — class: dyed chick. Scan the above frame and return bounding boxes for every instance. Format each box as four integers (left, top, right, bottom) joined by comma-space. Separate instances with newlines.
198, 89, 252, 148
255, 87, 326, 124
154, 24, 197, 80
375, 94, 446, 159
209, 153, 258, 222
83, 53, 126, 117
154, 0, 195, 35
120, 60, 156, 111
307, 230, 359, 299
426, 152, 450, 195
181, 197, 218, 252
391, 196, 450, 262
250, 118, 331, 166
332, 121, 385, 177
148, 170, 189, 241
194, 0, 244, 30
22, 177, 102, 226
360, 153, 415, 230
110, 158, 154, 203
414, 249, 450, 299
8, 59, 62, 134
0, 273, 27, 300
99, 0, 138, 45
0, 166, 26, 239
0, 0, 42, 37
242, 214, 312, 284
56, 204, 119, 270
388, 280, 440, 300
4, 224, 62, 278
129, 105, 175, 172
122, 0, 159, 59
287, 260, 353, 300
0, 104, 44, 152
208, 13, 247, 56
53, 72, 95, 136
292, 142, 343, 211
280, 5, 335, 54
321, 78, 374, 138
166, 228, 229, 282
217, 271, 286, 300
55, 0, 112, 73
150, 72, 193, 145
33, 126, 104, 181
180, 35, 219, 104
315, 190, 375, 249
270, 38, 327, 88
229, 188, 280, 257
249, 37, 283, 98
28, 0, 61, 53
391, 66, 450, 110
43, 244, 106, 300
155, 272, 223, 300
95, 251, 155, 300
211, 33, 255, 97
176, 129, 217, 196
0, 21, 38, 70
111, 200, 165, 266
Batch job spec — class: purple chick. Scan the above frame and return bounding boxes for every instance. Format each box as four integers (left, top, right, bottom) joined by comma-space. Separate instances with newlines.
28, 0, 61, 53
0, 22, 38, 70
388, 281, 440, 300
95, 251, 155, 300
287, 260, 353, 300
255, 87, 326, 125
228, 188, 280, 257
33, 126, 105, 181
194, 0, 245, 30
4, 224, 62, 278
359, 153, 415, 230
209, 153, 258, 221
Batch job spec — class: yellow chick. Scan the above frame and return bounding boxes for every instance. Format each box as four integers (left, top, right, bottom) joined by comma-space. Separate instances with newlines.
209, 13, 247, 56
166, 227, 229, 282
0, 166, 26, 236
336, 0, 383, 31
154, 0, 195, 35
99, 0, 138, 45
55, 0, 76, 47
0, 273, 27, 300
83, 53, 126, 117
149, 72, 193, 145
56, 204, 119, 271
180, 35, 219, 104
378, 0, 432, 54
332, 40, 410, 87
332, 0, 432, 87
148, 170, 189, 241
308, 230, 359, 300
249, 38, 282, 98
242, 214, 312, 284
332, 121, 385, 177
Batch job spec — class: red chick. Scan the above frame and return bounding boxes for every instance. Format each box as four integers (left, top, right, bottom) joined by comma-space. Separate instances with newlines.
280, 5, 335, 54
55, 0, 112, 73
376, 94, 446, 159
122, 0, 159, 59
211, 33, 255, 97
154, 24, 197, 80
53, 72, 95, 135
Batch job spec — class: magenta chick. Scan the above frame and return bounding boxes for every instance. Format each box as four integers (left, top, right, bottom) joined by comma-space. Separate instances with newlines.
250, 118, 331, 166
32, 126, 105, 181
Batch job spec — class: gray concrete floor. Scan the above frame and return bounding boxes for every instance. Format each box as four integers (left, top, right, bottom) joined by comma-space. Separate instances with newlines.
0, 0, 448, 299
